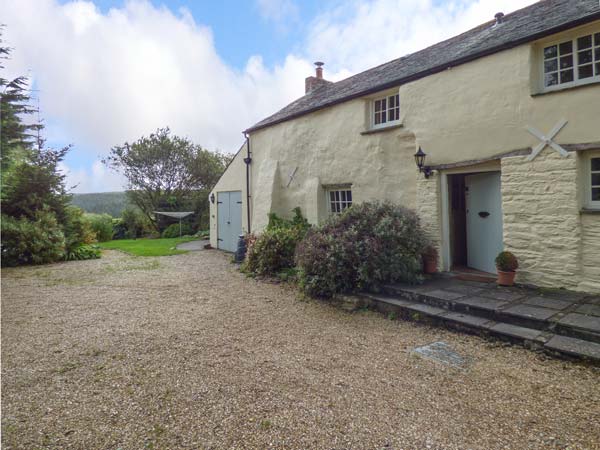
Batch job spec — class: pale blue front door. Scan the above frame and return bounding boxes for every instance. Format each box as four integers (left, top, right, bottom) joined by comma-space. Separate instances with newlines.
217, 191, 242, 252
465, 172, 503, 274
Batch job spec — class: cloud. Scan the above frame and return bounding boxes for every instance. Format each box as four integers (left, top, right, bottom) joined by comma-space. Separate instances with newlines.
2, 0, 538, 192
305, 0, 538, 74
255, 0, 300, 29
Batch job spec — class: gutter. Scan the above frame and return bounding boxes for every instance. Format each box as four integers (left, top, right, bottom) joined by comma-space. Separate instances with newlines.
244, 11, 600, 134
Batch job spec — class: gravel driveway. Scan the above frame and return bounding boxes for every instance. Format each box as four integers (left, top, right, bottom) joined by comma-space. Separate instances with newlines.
2, 249, 599, 449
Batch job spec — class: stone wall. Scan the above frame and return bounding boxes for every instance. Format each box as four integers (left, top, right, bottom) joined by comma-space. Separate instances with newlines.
501, 149, 581, 290
416, 172, 441, 270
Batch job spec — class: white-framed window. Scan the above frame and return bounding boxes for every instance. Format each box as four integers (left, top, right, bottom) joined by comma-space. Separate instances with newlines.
372, 93, 400, 128
327, 187, 352, 214
542, 31, 600, 91
587, 155, 600, 209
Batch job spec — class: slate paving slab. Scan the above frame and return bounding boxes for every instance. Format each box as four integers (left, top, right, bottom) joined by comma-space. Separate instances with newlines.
488, 322, 545, 342
427, 289, 466, 301
411, 341, 470, 368
545, 335, 600, 361
524, 296, 574, 311
503, 304, 557, 321
575, 303, 600, 317
444, 284, 485, 296
444, 311, 491, 328
480, 289, 527, 302
458, 296, 508, 311
557, 313, 600, 333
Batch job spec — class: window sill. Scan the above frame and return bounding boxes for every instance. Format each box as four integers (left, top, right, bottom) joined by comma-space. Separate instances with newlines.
360, 123, 404, 135
580, 207, 600, 215
531, 80, 600, 97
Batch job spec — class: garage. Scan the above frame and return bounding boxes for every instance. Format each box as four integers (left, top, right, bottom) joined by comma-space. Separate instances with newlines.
217, 191, 242, 252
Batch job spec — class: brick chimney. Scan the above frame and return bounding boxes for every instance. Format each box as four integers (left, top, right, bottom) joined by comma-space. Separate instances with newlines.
305, 61, 330, 94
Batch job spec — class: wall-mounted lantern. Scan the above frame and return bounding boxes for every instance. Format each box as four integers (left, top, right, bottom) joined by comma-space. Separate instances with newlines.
210, 193, 215, 204
414, 147, 433, 179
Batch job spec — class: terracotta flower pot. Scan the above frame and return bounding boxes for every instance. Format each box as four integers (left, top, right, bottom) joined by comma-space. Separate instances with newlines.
497, 269, 516, 286
423, 256, 438, 274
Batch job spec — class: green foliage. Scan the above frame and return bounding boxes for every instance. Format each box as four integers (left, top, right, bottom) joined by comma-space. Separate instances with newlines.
120, 208, 151, 239
102, 127, 230, 231
242, 208, 310, 276
161, 222, 193, 238
63, 206, 96, 251
1, 210, 66, 266
85, 213, 114, 242
64, 244, 101, 261
295, 202, 427, 298
71, 192, 134, 216
495, 251, 518, 272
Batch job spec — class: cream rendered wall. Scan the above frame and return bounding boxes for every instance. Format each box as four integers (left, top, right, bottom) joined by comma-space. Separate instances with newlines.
249, 98, 418, 231
209, 143, 248, 248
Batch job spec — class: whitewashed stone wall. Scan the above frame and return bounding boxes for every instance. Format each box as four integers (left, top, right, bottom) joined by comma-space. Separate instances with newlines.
501, 149, 582, 290
416, 172, 441, 270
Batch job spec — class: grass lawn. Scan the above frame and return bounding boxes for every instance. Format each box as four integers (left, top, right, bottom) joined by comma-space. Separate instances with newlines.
98, 237, 198, 257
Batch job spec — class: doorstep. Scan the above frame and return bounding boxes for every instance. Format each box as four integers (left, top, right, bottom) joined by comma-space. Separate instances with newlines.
359, 278, 600, 363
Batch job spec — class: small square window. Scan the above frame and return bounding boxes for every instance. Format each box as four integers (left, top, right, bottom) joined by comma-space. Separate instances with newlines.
579, 65, 594, 79
589, 157, 600, 207
372, 93, 400, 128
560, 69, 574, 83
592, 157, 600, 171
327, 188, 352, 214
544, 45, 557, 59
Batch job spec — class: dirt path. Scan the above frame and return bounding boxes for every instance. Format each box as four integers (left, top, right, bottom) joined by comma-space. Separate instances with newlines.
2, 249, 599, 449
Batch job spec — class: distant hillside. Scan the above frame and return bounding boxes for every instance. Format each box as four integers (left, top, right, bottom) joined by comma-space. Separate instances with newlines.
71, 192, 134, 217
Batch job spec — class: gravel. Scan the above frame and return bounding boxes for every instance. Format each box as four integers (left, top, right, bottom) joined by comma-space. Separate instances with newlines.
2, 249, 599, 449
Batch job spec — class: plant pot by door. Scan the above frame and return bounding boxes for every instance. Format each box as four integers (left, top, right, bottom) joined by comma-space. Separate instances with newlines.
497, 270, 516, 286
423, 256, 438, 274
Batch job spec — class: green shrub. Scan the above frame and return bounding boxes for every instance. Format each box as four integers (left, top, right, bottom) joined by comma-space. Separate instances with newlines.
63, 206, 96, 253
1, 210, 66, 266
495, 251, 518, 272
295, 202, 427, 298
242, 208, 310, 276
161, 222, 193, 238
65, 244, 101, 261
85, 213, 113, 242
120, 208, 150, 239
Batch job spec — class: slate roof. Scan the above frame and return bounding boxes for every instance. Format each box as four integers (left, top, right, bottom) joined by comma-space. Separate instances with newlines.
247, 0, 600, 133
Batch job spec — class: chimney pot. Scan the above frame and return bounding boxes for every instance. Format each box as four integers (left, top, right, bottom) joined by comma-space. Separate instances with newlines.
494, 12, 504, 25
315, 61, 324, 79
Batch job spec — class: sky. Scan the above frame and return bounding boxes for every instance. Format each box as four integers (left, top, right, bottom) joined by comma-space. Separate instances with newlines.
1, 0, 537, 193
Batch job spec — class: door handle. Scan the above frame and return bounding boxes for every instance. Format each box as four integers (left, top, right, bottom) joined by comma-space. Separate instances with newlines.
478, 211, 490, 218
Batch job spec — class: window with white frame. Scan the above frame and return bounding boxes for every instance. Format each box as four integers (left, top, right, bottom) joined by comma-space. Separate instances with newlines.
327, 187, 352, 214
372, 93, 400, 128
542, 31, 600, 89
588, 156, 600, 208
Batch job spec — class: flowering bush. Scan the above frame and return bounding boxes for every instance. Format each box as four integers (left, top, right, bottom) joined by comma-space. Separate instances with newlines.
295, 202, 427, 298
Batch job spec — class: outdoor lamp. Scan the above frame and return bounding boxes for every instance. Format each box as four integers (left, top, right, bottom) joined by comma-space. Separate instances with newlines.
210, 193, 215, 204
414, 147, 433, 178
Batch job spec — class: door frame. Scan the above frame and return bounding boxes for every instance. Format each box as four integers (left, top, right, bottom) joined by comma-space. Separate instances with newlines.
440, 162, 501, 272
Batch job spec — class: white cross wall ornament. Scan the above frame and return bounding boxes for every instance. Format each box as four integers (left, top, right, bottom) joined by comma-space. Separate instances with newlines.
286, 166, 298, 187
525, 118, 568, 161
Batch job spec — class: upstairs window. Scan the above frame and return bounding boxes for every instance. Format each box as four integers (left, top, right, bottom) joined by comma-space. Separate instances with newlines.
327, 187, 352, 214
543, 32, 600, 90
372, 93, 400, 128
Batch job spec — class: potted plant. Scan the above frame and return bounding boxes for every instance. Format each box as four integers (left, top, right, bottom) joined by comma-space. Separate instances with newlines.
495, 251, 518, 286
422, 246, 438, 274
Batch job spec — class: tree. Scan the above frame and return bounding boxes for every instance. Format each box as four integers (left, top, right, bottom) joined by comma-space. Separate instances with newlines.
0, 27, 43, 177
103, 127, 230, 230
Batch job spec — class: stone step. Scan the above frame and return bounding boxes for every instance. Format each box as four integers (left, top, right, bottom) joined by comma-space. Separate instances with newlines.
382, 284, 600, 344
361, 293, 600, 364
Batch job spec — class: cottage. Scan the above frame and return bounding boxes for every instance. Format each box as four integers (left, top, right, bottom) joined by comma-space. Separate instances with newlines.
210, 0, 600, 294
